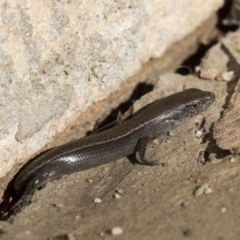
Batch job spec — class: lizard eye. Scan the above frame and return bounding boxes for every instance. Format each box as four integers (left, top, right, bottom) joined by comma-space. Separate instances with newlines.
192, 102, 200, 108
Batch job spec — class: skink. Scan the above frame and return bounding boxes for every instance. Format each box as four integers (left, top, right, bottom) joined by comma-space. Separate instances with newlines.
0, 88, 215, 219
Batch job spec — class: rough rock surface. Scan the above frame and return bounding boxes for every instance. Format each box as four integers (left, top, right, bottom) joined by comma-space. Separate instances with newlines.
214, 79, 240, 154
0, 0, 223, 178
199, 30, 240, 154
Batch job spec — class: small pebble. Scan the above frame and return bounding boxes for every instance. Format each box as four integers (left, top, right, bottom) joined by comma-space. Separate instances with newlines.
94, 198, 102, 203
161, 163, 168, 167
194, 184, 208, 196
52, 203, 64, 209
113, 193, 121, 199
168, 131, 173, 136
220, 71, 235, 82
221, 206, 227, 213
195, 66, 201, 73
138, 172, 142, 176
111, 227, 123, 235
115, 189, 124, 194
152, 139, 159, 145
87, 179, 93, 183
205, 187, 212, 194
195, 129, 204, 138
199, 68, 218, 80
181, 201, 190, 208
229, 157, 236, 163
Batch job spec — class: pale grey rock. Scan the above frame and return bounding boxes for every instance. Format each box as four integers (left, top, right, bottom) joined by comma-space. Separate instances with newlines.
0, 0, 223, 177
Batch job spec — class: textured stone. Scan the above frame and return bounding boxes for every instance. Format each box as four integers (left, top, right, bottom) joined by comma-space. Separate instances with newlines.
0, 0, 223, 177
214, 79, 240, 154
199, 30, 240, 154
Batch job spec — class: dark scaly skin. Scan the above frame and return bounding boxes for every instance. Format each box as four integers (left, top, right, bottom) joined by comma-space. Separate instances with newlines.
0, 88, 215, 220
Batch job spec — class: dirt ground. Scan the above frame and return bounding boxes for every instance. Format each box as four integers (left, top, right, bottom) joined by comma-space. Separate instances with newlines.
1, 13, 240, 240
1, 72, 240, 240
